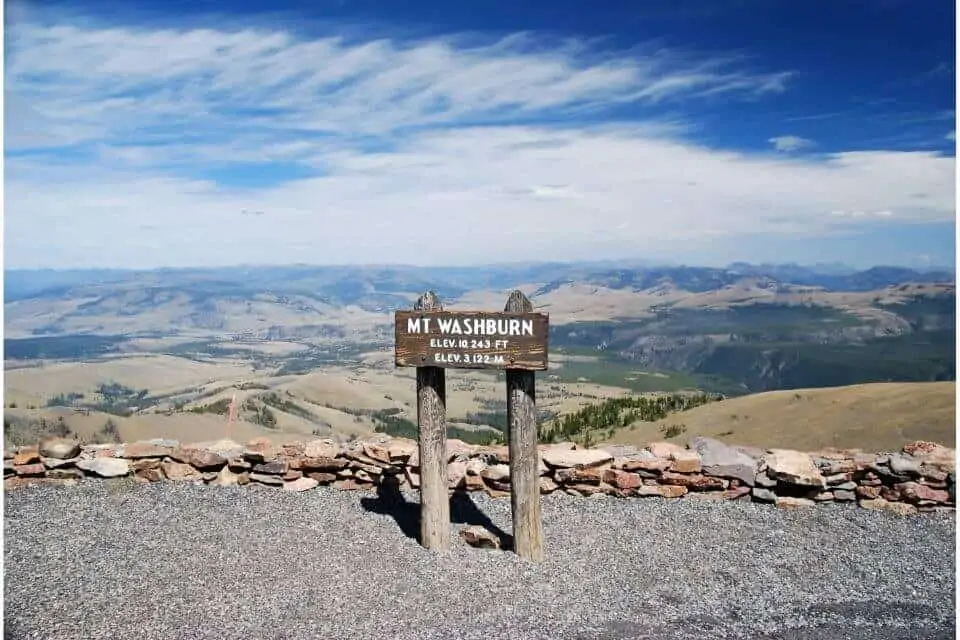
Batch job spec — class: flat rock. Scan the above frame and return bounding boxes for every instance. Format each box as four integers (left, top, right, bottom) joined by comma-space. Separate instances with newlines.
12, 449, 40, 466
668, 451, 702, 474
386, 438, 417, 463
76, 458, 129, 478
635, 484, 687, 499
170, 448, 227, 471
775, 496, 815, 509
646, 442, 687, 459
689, 437, 757, 486
161, 460, 202, 481
119, 442, 173, 459
42, 457, 80, 470
38, 438, 80, 460
480, 464, 511, 483
249, 473, 284, 486
860, 497, 918, 516
751, 488, 777, 503
252, 461, 288, 475
602, 469, 642, 491
834, 489, 856, 502
14, 463, 46, 477
895, 481, 951, 504
888, 453, 923, 476
304, 439, 340, 459
283, 477, 319, 492
764, 449, 824, 488
540, 448, 613, 470
186, 439, 244, 459
298, 457, 348, 471
459, 525, 501, 550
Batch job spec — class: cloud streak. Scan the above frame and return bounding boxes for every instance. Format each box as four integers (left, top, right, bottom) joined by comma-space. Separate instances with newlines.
4, 10, 955, 269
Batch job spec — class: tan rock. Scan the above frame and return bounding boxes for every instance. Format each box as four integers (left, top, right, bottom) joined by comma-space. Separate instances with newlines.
284, 477, 319, 492
210, 466, 239, 487
764, 449, 825, 488
299, 457, 349, 472
539, 476, 559, 494
307, 472, 337, 484
465, 459, 486, 476
39, 438, 81, 460
668, 451, 702, 474
775, 496, 815, 509
132, 459, 164, 482
170, 448, 226, 471
304, 439, 340, 459
362, 443, 391, 465
636, 484, 687, 499
14, 463, 46, 477
459, 525, 500, 550
121, 442, 173, 459
405, 467, 420, 489
480, 464, 511, 483
386, 438, 417, 463
856, 485, 881, 500
555, 467, 605, 485
646, 442, 687, 459
333, 479, 372, 491
283, 469, 303, 481
602, 469, 642, 490
540, 448, 613, 470
895, 481, 951, 504
448, 461, 467, 489
13, 449, 40, 466
615, 458, 671, 473
161, 460, 202, 481
860, 497, 918, 516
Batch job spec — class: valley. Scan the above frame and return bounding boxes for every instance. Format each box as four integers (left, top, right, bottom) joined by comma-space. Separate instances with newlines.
4, 261, 955, 450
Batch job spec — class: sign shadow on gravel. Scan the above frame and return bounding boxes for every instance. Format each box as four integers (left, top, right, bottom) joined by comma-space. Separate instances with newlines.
360, 482, 515, 550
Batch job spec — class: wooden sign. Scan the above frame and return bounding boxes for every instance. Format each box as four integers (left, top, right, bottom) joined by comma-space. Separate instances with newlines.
394, 310, 549, 371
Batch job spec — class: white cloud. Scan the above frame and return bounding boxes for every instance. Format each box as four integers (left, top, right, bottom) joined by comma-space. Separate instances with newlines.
769, 135, 815, 152
947, 130, 956, 141
4, 13, 955, 269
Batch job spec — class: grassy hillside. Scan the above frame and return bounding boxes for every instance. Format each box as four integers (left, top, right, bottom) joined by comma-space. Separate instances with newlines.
605, 381, 956, 451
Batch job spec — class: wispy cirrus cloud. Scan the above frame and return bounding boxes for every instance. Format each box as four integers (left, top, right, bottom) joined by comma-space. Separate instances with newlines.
4, 8, 955, 269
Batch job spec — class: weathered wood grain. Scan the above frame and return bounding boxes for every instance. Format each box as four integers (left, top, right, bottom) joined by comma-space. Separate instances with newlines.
413, 291, 451, 552
504, 290, 545, 562
395, 310, 549, 371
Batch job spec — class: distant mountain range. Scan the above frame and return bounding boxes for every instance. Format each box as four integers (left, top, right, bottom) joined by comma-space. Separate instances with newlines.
5, 261, 954, 306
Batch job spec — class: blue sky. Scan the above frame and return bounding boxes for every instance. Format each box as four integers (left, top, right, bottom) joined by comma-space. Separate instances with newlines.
5, 0, 956, 269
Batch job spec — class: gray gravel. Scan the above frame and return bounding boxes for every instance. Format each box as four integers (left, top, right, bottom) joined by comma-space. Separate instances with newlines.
4, 481, 956, 640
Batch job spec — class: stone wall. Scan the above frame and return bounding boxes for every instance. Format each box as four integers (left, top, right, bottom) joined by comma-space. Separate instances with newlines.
5, 436, 956, 515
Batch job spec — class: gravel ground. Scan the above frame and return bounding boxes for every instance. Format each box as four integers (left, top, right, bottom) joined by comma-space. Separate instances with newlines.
4, 481, 956, 640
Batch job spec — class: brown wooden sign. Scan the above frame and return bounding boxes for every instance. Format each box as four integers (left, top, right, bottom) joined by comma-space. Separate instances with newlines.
394, 310, 549, 371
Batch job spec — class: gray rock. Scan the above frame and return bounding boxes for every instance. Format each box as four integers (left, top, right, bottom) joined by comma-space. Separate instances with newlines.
248, 473, 284, 486
751, 487, 777, 502
688, 437, 758, 487
888, 453, 922, 476
42, 457, 80, 469
833, 490, 857, 502
39, 438, 81, 460
76, 458, 129, 478
833, 481, 857, 491
755, 472, 777, 488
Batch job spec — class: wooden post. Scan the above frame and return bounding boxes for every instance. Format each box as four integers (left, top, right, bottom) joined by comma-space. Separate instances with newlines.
504, 290, 544, 562
413, 291, 450, 551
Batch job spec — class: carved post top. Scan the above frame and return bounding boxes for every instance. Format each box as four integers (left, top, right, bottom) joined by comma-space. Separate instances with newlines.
414, 291, 444, 312
504, 289, 533, 313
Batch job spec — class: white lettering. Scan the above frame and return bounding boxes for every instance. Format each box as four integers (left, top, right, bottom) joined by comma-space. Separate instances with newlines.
521, 319, 534, 336
407, 318, 422, 333
436, 317, 454, 334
